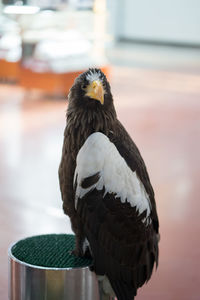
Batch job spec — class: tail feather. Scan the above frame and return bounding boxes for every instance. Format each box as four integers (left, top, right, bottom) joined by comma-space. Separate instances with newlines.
109, 279, 136, 300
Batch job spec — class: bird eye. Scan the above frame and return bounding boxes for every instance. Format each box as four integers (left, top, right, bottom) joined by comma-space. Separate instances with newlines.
81, 84, 87, 90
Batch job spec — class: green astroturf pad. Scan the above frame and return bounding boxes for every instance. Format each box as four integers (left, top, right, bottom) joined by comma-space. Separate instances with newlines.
11, 234, 93, 269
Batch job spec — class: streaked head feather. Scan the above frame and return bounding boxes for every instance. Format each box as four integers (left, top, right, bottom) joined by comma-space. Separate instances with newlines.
86, 69, 102, 82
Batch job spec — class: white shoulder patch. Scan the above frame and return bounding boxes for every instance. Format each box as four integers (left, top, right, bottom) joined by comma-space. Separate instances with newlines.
74, 132, 151, 221
86, 70, 102, 82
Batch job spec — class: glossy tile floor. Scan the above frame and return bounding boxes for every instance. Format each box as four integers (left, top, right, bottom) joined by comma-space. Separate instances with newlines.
1, 44, 200, 299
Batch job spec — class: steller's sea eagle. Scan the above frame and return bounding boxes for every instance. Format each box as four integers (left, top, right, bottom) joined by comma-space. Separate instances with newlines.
59, 68, 159, 300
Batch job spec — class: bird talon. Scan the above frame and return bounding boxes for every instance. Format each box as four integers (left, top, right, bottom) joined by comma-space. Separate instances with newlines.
71, 248, 84, 257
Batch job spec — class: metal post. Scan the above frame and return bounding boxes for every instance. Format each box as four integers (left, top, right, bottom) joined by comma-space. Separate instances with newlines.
8, 234, 100, 300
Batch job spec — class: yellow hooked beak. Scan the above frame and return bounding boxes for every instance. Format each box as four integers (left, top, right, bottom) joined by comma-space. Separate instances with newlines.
85, 80, 104, 105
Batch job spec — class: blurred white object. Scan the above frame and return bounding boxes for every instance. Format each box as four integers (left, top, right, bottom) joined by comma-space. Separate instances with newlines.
28, 29, 93, 72
68, 0, 94, 10
0, 34, 21, 62
0, 15, 20, 35
35, 39, 91, 60
34, 30, 91, 60
4, 5, 40, 15
28, 0, 64, 9
0, 34, 21, 50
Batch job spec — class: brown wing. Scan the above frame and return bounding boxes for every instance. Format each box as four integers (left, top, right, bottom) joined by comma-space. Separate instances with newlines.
109, 120, 159, 234
59, 121, 95, 253
77, 182, 158, 300
58, 125, 80, 235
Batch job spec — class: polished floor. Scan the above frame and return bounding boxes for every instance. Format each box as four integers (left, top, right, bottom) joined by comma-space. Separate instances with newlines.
1, 45, 200, 299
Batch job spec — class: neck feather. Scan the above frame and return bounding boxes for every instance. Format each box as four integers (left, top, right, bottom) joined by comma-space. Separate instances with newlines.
66, 105, 117, 158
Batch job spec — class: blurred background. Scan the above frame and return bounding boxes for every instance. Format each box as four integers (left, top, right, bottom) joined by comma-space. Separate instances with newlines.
0, 0, 200, 299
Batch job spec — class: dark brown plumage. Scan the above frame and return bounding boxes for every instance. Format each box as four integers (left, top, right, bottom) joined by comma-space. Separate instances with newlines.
59, 68, 159, 300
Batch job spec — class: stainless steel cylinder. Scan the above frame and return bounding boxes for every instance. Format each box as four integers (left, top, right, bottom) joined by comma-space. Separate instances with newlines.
8, 235, 100, 300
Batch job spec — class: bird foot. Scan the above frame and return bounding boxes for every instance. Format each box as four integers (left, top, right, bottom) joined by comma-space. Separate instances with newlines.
70, 248, 84, 257
70, 247, 92, 260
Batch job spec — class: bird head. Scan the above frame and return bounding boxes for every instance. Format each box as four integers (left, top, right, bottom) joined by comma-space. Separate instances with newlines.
68, 68, 113, 109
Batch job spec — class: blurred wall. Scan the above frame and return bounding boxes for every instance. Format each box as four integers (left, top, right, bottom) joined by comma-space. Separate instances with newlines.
109, 0, 200, 45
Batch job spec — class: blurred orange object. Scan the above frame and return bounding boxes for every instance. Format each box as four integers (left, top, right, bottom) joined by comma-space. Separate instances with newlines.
19, 65, 110, 95
0, 59, 20, 81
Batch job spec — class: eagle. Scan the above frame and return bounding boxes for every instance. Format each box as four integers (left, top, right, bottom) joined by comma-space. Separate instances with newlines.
59, 68, 159, 300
